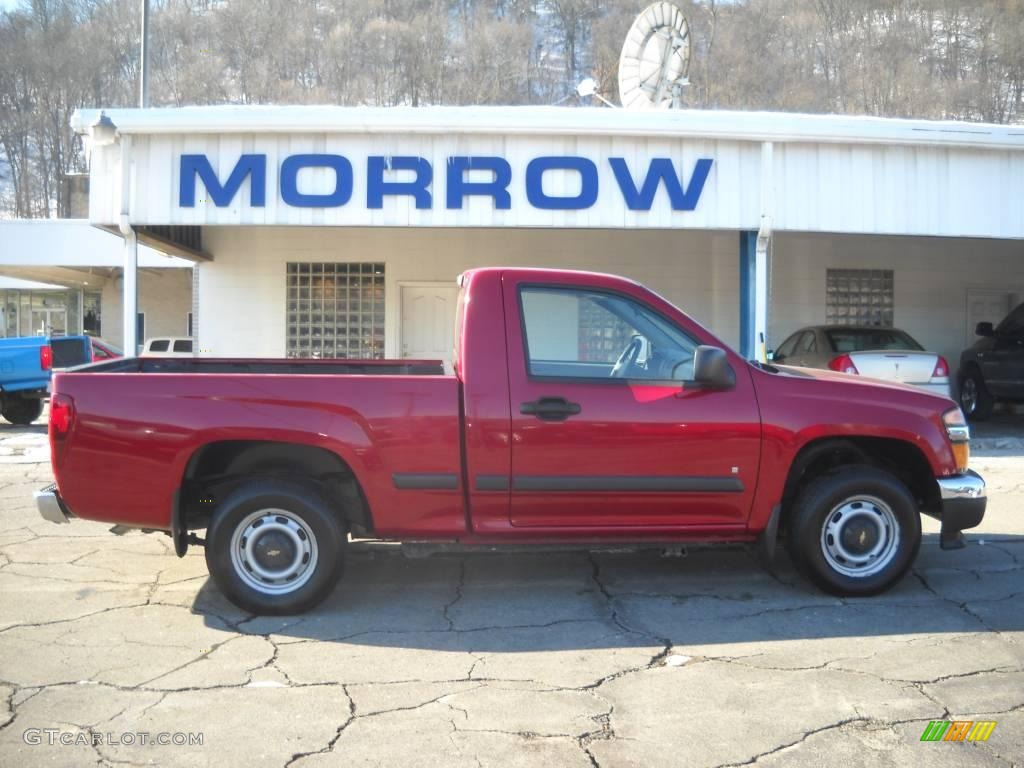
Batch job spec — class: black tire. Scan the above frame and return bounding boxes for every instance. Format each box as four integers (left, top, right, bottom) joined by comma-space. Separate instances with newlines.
958, 367, 994, 421
205, 479, 346, 615
2, 397, 43, 426
788, 466, 921, 597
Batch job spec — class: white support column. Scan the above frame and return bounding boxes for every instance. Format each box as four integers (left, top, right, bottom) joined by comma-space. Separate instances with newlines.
121, 229, 138, 354
755, 141, 774, 362
118, 136, 139, 356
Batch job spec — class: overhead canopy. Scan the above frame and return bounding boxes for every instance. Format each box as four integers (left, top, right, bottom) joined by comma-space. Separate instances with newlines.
0, 220, 193, 268
0, 275, 67, 290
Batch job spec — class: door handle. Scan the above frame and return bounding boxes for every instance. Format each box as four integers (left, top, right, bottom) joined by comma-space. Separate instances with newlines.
520, 397, 582, 422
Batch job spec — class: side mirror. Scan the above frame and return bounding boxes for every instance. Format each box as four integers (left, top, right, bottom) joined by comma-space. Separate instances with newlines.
691, 345, 735, 390
975, 321, 994, 337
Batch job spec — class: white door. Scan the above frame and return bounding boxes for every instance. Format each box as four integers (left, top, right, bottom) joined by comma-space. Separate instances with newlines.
966, 289, 1014, 347
400, 283, 458, 372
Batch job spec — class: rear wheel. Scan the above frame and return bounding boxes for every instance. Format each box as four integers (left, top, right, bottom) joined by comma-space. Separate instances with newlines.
959, 369, 994, 421
2, 396, 43, 425
205, 479, 346, 615
788, 466, 921, 596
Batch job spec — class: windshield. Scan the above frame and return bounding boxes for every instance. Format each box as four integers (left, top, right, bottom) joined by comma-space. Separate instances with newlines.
826, 328, 924, 353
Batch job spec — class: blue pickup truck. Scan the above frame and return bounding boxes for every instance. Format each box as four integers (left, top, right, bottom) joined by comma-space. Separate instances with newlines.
0, 336, 92, 424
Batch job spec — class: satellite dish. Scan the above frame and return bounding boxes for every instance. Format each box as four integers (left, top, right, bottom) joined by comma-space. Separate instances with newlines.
618, 2, 691, 109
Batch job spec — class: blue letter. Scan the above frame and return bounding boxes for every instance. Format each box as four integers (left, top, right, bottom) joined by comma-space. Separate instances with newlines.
280, 154, 353, 207
446, 157, 511, 209
525, 156, 598, 210
367, 156, 432, 209
609, 157, 713, 211
179, 154, 266, 207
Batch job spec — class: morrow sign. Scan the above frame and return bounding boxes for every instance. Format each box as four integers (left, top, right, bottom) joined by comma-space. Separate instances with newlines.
179, 154, 714, 212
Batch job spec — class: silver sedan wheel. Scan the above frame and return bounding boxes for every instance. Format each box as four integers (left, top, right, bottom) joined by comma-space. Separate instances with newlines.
229, 508, 319, 595
819, 495, 900, 578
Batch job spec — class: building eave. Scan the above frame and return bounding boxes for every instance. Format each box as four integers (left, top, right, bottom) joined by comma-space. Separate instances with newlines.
71, 105, 1024, 152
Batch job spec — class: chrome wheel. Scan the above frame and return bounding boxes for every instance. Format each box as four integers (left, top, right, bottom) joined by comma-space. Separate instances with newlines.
960, 377, 978, 414
229, 508, 319, 595
819, 495, 900, 579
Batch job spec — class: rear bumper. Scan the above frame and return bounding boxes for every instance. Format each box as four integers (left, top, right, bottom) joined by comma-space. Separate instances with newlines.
933, 470, 986, 549
34, 483, 73, 524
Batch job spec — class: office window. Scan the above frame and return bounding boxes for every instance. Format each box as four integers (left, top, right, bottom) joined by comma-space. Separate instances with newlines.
84, 291, 102, 336
286, 263, 385, 359
826, 269, 894, 327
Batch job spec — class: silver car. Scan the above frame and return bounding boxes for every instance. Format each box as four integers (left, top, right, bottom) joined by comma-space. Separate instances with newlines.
770, 325, 951, 397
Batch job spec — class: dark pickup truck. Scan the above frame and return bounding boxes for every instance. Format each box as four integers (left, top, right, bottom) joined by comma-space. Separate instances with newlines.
36, 268, 986, 614
958, 301, 1024, 420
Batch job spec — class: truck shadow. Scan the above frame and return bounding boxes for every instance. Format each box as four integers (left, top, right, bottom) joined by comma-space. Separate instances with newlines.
195, 533, 1024, 652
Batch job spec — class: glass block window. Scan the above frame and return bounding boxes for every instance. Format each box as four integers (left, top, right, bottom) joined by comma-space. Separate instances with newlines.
286, 263, 385, 359
577, 297, 633, 362
826, 269, 894, 327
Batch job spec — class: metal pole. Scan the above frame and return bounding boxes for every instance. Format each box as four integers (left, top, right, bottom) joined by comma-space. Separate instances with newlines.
140, 0, 150, 108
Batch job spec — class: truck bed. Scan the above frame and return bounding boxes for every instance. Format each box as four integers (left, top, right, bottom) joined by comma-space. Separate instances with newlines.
83, 357, 445, 375
50, 364, 462, 536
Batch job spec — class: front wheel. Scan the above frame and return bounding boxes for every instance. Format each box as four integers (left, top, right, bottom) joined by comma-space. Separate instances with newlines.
2, 396, 43, 425
959, 369, 994, 421
205, 479, 346, 615
788, 466, 921, 597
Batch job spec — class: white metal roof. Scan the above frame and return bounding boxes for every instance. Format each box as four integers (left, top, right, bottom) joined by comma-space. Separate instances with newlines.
72, 105, 1024, 151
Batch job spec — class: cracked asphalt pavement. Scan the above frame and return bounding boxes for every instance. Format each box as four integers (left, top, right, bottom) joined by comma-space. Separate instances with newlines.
0, 424, 1022, 767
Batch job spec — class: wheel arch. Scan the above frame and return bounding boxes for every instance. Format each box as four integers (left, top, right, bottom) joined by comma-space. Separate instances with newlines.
175, 440, 373, 554
780, 436, 939, 532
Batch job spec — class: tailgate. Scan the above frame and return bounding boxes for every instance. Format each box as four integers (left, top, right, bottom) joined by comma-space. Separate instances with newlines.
850, 351, 939, 383
51, 337, 93, 369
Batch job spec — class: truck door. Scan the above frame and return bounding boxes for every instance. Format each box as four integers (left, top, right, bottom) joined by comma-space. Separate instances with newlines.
503, 276, 762, 529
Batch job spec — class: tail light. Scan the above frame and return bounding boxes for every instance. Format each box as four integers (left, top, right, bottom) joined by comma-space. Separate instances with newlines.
49, 393, 75, 440
932, 356, 950, 378
40, 345, 52, 371
828, 354, 859, 374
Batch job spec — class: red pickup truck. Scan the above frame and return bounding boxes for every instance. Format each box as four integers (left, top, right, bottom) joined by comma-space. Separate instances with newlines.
35, 268, 986, 614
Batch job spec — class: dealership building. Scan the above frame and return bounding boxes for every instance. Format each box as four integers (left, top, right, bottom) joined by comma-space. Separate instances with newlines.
70, 106, 1024, 370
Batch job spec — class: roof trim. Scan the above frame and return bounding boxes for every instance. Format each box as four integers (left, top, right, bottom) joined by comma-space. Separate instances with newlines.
71, 105, 1024, 151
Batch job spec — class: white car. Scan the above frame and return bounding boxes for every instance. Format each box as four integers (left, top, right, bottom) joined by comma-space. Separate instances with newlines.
771, 326, 951, 396
141, 337, 193, 357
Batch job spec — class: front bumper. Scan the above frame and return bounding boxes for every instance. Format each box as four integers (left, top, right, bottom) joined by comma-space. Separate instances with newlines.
34, 483, 73, 524
934, 470, 986, 549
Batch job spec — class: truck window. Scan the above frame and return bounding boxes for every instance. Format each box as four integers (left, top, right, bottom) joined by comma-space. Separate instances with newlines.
519, 286, 698, 381
997, 303, 1024, 337
173, 340, 193, 353
148, 340, 170, 352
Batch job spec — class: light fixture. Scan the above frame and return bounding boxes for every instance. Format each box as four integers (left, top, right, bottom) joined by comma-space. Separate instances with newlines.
575, 77, 618, 108
576, 77, 598, 98
90, 111, 118, 146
